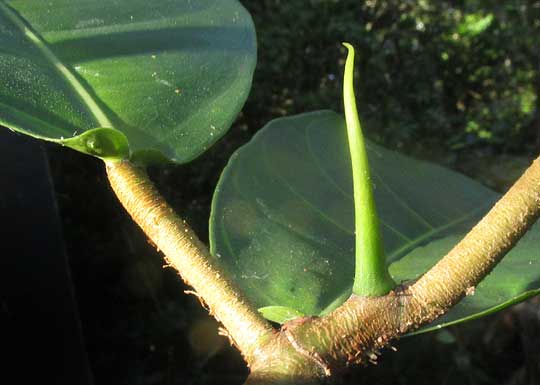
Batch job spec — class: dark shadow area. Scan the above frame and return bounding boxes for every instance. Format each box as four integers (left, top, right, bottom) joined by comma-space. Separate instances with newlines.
526, 276, 540, 292
0, 129, 92, 385
51, 26, 253, 63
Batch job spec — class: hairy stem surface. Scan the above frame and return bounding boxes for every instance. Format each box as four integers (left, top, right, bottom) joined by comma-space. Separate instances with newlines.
106, 160, 274, 361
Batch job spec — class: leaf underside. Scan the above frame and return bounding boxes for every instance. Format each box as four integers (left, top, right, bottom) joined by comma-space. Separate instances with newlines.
209, 110, 539, 330
0, 0, 256, 164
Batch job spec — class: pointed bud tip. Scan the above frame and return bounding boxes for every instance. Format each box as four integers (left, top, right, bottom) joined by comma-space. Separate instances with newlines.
342, 42, 354, 52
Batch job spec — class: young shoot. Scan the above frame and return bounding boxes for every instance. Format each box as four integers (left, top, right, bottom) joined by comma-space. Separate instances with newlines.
342, 43, 395, 297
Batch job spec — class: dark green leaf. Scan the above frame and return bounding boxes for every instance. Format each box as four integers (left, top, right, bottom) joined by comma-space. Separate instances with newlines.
0, 0, 255, 163
391, 233, 540, 334
210, 110, 538, 327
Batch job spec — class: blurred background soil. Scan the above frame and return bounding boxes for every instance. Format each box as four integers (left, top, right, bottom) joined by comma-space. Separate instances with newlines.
45, 1, 539, 384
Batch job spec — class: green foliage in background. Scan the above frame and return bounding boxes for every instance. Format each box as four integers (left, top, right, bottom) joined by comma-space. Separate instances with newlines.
242, 0, 540, 154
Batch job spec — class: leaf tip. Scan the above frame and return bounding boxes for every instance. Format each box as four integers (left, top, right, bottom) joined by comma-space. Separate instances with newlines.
61, 127, 130, 161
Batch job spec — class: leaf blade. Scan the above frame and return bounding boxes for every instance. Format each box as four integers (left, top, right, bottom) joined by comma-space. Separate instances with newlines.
210, 110, 538, 329
1, 0, 256, 163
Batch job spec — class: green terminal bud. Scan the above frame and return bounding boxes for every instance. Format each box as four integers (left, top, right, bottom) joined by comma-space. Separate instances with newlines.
342, 42, 395, 297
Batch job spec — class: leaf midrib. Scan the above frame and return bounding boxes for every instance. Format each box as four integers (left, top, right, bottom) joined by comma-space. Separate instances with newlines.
0, 1, 112, 128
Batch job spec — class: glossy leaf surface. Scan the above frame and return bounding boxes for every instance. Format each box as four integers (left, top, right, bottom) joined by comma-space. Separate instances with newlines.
210, 110, 539, 327
0, 0, 255, 163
